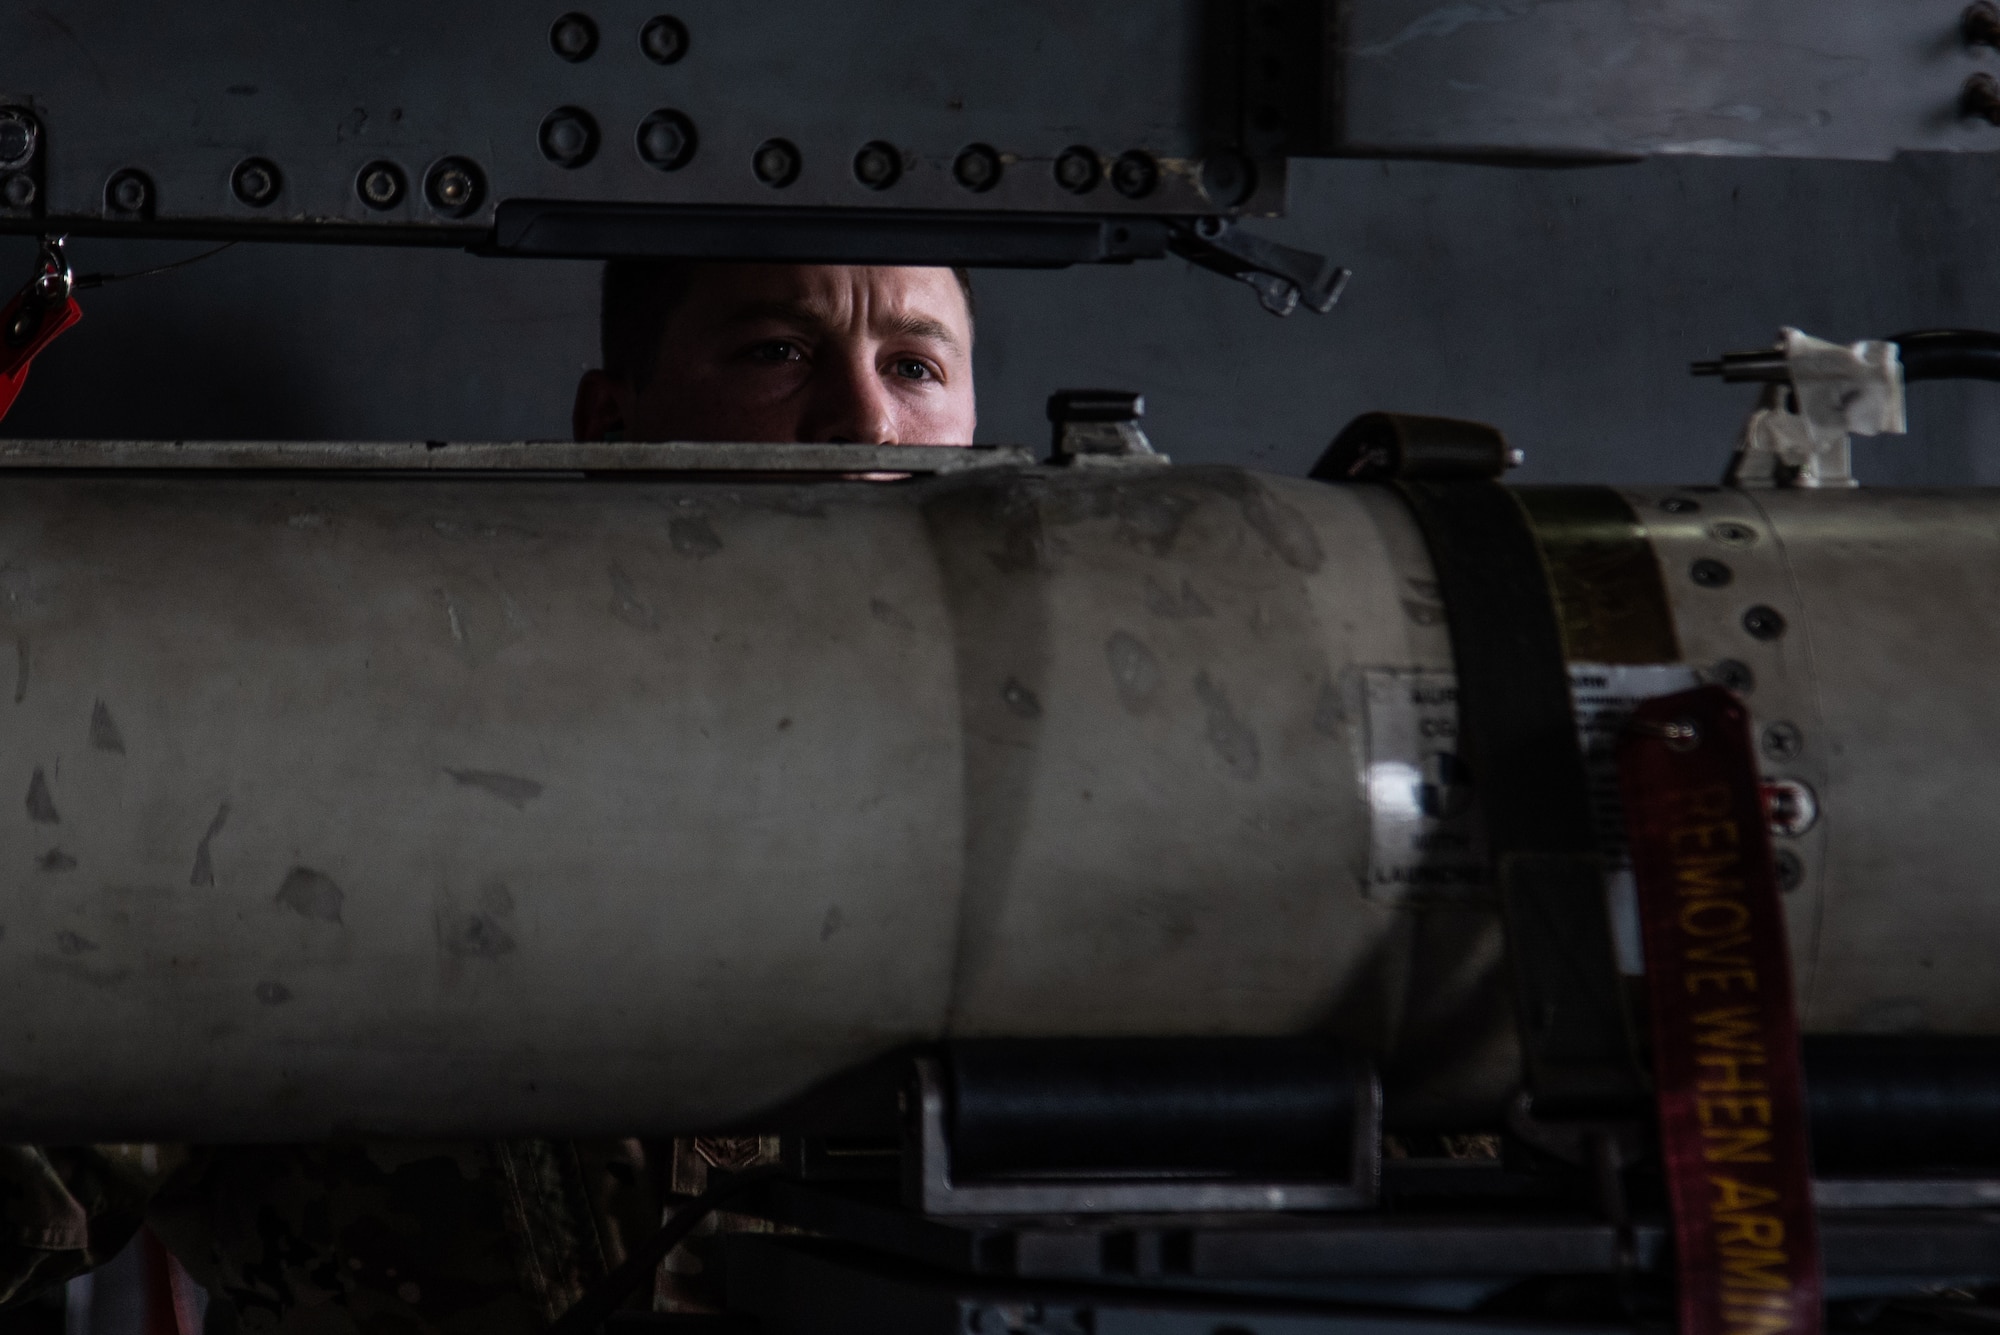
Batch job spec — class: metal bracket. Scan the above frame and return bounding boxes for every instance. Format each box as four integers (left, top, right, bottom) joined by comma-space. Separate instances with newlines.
1167, 217, 1351, 317
1693, 327, 1907, 488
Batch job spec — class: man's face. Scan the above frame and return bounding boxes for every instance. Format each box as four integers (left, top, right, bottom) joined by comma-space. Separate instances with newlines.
574, 264, 977, 445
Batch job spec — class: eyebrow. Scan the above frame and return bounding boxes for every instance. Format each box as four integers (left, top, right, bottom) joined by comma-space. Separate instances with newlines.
717, 300, 966, 353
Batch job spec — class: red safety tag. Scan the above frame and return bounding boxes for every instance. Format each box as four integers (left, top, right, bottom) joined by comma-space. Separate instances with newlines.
1618, 686, 1821, 1335
0, 242, 82, 424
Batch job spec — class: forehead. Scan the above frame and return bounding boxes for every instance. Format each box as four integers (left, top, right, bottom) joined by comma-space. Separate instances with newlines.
674, 263, 971, 336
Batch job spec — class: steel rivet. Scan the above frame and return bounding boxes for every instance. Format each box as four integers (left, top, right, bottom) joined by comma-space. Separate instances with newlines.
105, 168, 153, 216
1659, 496, 1701, 515
231, 157, 282, 207
1199, 152, 1255, 207
425, 157, 484, 217
1690, 558, 1734, 588
640, 15, 689, 64
1710, 521, 1758, 546
853, 141, 902, 190
1111, 150, 1159, 199
540, 107, 600, 169
2, 174, 37, 210
1772, 848, 1804, 893
1743, 605, 1787, 641
549, 12, 599, 62
637, 110, 697, 171
1964, 71, 2000, 124
355, 161, 404, 210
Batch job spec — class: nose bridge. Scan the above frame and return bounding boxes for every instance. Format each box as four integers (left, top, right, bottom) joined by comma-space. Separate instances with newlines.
808, 340, 897, 444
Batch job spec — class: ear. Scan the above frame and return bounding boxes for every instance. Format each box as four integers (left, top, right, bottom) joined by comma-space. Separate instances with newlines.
572, 369, 628, 442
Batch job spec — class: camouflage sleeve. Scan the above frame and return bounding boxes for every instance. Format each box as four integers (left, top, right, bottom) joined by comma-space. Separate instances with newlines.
0, 1144, 187, 1307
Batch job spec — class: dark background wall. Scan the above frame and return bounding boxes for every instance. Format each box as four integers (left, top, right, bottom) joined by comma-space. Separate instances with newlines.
5, 152, 1998, 485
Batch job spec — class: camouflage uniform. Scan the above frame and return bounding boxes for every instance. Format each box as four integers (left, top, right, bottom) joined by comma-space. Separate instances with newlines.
0, 1140, 668, 1335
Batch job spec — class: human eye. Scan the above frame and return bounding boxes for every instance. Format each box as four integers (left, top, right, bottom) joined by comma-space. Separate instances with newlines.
744, 339, 805, 364
889, 356, 938, 382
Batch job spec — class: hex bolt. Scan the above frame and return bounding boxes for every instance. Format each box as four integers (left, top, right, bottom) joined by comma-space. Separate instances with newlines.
425, 157, 483, 217
1772, 848, 1804, 893
231, 157, 282, 207
1659, 495, 1702, 514
752, 138, 800, 188
1690, 558, 1734, 588
0, 109, 36, 172
105, 169, 153, 216
853, 141, 902, 190
1111, 150, 1159, 199
1762, 721, 1804, 762
637, 110, 697, 171
355, 161, 405, 210
1053, 146, 1100, 194
2, 174, 36, 210
640, 15, 689, 64
1710, 658, 1755, 694
952, 144, 1001, 193
1963, 71, 2000, 124
539, 107, 600, 169
549, 12, 599, 62
1742, 604, 1787, 641
1966, 1, 2000, 48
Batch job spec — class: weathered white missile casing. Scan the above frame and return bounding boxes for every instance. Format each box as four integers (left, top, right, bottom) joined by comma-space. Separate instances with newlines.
0, 462, 1984, 1141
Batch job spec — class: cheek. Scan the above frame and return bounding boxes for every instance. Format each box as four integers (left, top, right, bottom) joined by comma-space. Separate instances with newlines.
895, 382, 978, 445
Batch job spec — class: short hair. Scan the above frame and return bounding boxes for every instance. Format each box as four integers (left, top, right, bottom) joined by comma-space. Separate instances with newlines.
600, 260, 975, 385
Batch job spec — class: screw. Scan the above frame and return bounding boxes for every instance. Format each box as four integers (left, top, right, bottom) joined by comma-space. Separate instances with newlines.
231, 157, 282, 207
637, 110, 696, 171
853, 141, 902, 190
1690, 558, 1734, 588
752, 138, 800, 188
1761, 721, 1804, 762
1967, 2, 2000, 48
355, 161, 404, 210
549, 12, 598, 62
539, 107, 599, 168
105, 169, 152, 215
1762, 778, 1819, 838
1964, 72, 2000, 124
1199, 152, 1255, 207
1742, 605, 1787, 641
0, 109, 36, 172
2, 173, 35, 210
1772, 848, 1804, 893
425, 157, 483, 217
640, 15, 689, 64
1659, 496, 1701, 515
1710, 658, 1755, 694
1053, 145, 1100, 194
953, 144, 1001, 193
1111, 150, 1159, 199
1710, 521, 1758, 546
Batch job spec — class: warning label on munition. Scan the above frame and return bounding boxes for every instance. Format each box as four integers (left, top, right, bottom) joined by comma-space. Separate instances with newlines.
1361, 663, 1700, 909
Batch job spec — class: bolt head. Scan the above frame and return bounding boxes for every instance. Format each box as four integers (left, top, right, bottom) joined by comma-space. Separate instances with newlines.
1111, 150, 1158, 199
1761, 721, 1804, 761
1710, 658, 1755, 694
953, 145, 1000, 193
853, 142, 901, 190
1659, 495, 1702, 514
1742, 604, 1787, 641
752, 138, 799, 187
549, 12, 598, 61
436, 170, 471, 205
1690, 558, 1734, 588
637, 111, 696, 170
111, 176, 147, 212
425, 158, 484, 216
539, 109, 598, 168
641, 15, 689, 64
356, 162, 404, 209
232, 158, 281, 207
1054, 146, 1099, 193
2, 173, 35, 210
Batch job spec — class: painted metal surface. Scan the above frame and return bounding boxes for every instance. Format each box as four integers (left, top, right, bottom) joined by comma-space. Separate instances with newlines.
1342, 0, 1992, 162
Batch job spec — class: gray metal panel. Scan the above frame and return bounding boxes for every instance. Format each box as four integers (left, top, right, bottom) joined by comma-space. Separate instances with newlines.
1339, 0, 1996, 162
0, 0, 1283, 237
